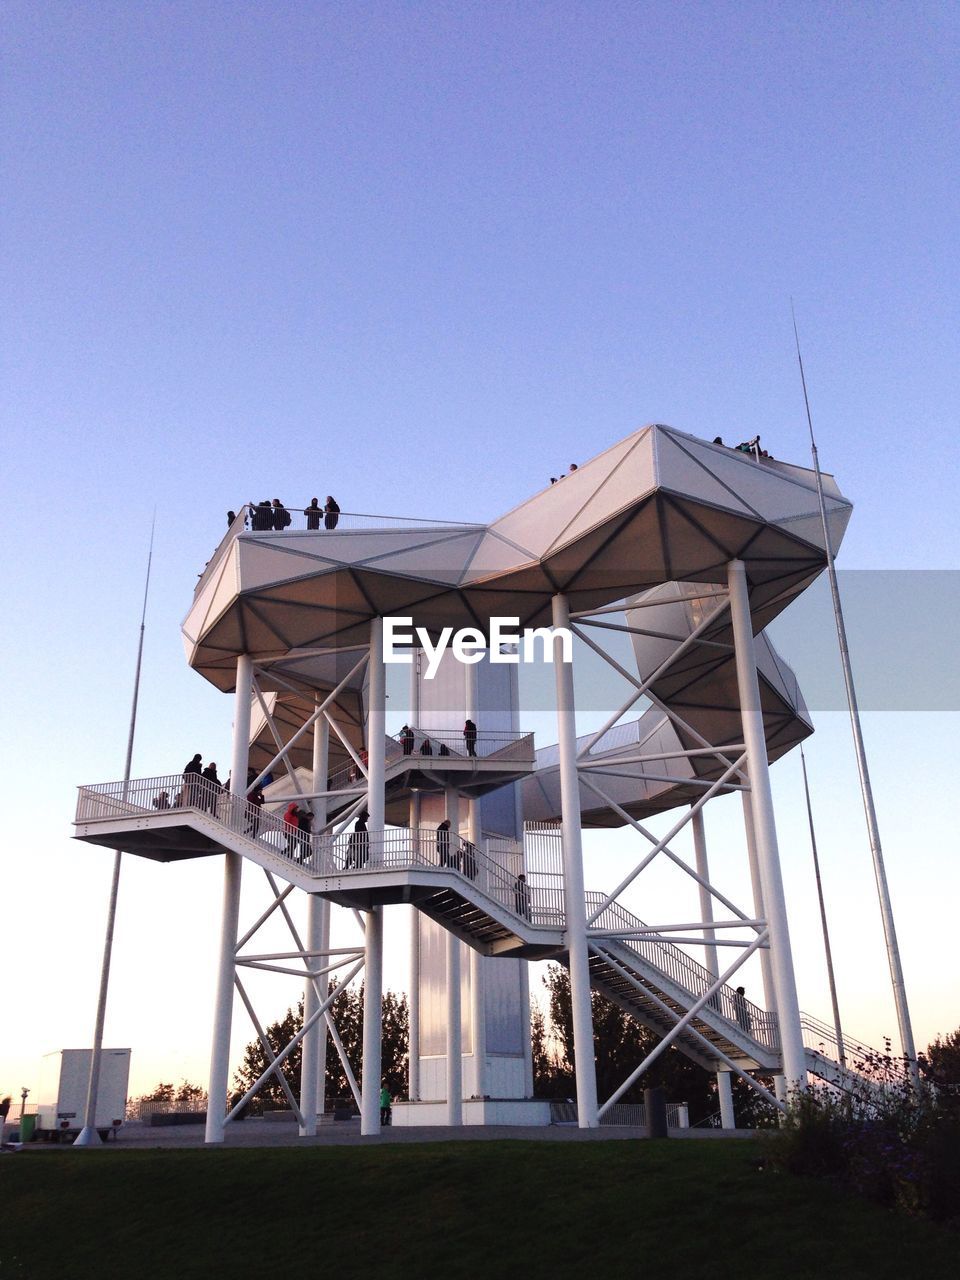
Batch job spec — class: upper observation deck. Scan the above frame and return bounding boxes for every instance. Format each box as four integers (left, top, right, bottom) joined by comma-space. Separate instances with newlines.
183, 424, 852, 693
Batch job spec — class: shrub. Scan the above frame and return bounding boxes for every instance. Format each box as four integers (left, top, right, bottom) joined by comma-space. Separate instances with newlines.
766, 1040, 960, 1226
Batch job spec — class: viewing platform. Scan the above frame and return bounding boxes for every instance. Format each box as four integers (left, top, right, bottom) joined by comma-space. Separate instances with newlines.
74, 772, 785, 1072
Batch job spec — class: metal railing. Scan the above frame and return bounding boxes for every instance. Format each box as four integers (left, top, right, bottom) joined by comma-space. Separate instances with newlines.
586, 893, 780, 1051
324, 730, 535, 795
800, 1013, 893, 1077
194, 505, 481, 598
237, 502, 478, 533
76, 774, 778, 1048
75, 775, 550, 924
600, 1102, 690, 1129
552, 1100, 689, 1128
127, 1097, 207, 1121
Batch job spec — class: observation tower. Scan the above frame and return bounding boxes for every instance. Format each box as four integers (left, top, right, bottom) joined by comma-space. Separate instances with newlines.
75, 423, 877, 1138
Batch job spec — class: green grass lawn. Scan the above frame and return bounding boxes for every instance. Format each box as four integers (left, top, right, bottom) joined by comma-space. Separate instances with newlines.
1, 1139, 955, 1279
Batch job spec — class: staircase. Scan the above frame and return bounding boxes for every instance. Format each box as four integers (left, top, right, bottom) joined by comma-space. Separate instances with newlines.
75, 774, 882, 1088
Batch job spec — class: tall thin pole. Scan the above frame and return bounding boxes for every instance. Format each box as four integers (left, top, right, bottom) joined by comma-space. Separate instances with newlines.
799, 746, 846, 1067
75, 517, 155, 1146
792, 308, 918, 1080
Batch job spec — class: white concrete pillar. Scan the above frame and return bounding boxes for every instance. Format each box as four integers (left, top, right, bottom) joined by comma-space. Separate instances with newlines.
444, 785, 463, 1123
409, 904, 421, 1102
360, 905, 383, 1136
360, 618, 386, 1135
552, 594, 599, 1128
300, 711, 330, 1136
465, 653, 486, 1100
691, 806, 736, 1129
728, 561, 806, 1094
205, 653, 252, 1144
717, 1071, 735, 1129
367, 617, 386, 837
741, 791, 777, 1015
446, 926, 463, 1125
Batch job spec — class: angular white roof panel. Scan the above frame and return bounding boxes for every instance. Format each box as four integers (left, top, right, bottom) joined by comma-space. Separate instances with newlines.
183, 424, 853, 696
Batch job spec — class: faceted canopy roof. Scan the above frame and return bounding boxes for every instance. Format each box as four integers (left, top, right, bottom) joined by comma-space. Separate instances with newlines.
183, 424, 852, 695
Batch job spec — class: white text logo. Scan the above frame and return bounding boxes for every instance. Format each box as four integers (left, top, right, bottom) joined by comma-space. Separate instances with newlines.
383, 617, 573, 680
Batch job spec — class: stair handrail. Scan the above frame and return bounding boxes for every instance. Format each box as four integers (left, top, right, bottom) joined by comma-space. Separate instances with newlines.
586, 891, 779, 1049
800, 1012, 898, 1077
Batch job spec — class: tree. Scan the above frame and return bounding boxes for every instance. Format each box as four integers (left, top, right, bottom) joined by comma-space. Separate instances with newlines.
535, 964, 724, 1123
138, 1082, 175, 1105
232, 982, 409, 1111
921, 1027, 960, 1107
175, 1080, 206, 1104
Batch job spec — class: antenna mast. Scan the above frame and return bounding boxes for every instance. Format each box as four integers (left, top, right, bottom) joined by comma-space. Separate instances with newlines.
75, 515, 156, 1144
791, 308, 917, 1080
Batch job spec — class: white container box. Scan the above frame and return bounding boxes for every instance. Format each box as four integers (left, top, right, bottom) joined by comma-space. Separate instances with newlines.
36, 1048, 131, 1140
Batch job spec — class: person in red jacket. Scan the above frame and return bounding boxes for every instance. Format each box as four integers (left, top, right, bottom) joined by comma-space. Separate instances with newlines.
283, 802, 300, 859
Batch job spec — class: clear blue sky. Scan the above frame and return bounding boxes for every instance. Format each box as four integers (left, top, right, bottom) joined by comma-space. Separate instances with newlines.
2, 1, 957, 1102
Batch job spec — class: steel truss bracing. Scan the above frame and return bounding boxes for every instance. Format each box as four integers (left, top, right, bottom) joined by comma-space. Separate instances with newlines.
203, 655, 374, 1141
547, 573, 805, 1122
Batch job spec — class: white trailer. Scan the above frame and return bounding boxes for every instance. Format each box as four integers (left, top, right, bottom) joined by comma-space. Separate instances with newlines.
36, 1049, 131, 1142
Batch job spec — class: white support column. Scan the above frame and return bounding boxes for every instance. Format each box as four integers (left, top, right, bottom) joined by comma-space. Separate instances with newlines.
552, 593, 599, 1128
361, 617, 386, 1135
361, 905, 383, 1136
691, 806, 735, 1130
367, 617, 386, 836
409, 901, 421, 1102
300, 712, 330, 1136
519, 954, 534, 1097
741, 792, 776, 1015
465, 644, 486, 1100
408, 656, 421, 1103
716, 1071, 735, 1130
728, 562, 806, 1095
205, 653, 252, 1144
445, 785, 463, 1123
446, 929, 463, 1124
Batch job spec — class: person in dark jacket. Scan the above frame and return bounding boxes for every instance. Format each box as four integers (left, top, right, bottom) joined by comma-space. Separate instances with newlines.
201, 762, 222, 812
733, 986, 752, 1032
251, 500, 273, 531
514, 872, 531, 920
355, 814, 369, 866
420, 737, 433, 756
272, 499, 292, 531
436, 819, 452, 867
463, 719, 477, 757
305, 498, 322, 530
183, 754, 203, 806
245, 783, 265, 836
324, 495, 340, 530
399, 724, 415, 756
346, 814, 369, 868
